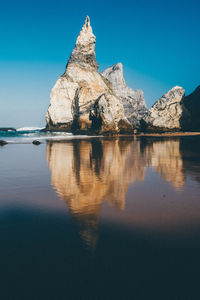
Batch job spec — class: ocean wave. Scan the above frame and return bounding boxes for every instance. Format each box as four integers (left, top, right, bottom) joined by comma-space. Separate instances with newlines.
0, 127, 16, 132
0, 126, 101, 143
16, 127, 45, 132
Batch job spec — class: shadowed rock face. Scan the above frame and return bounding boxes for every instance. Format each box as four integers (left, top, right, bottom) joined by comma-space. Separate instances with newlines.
46, 138, 186, 248
102, 63, 148, 128
46, 17, 131, 134
182, 86, 200, 131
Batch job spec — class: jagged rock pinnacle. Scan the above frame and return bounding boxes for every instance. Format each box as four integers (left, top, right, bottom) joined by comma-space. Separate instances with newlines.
67, 16, 98, 69
84, 16, 90, 29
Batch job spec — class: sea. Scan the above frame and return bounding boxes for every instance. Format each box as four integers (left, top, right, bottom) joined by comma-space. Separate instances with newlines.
0, 127, 200, 299
0, 127, 91, 142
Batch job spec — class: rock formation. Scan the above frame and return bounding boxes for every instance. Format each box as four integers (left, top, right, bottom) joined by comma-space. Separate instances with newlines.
102, 63, 148, 128
142, 86, 189, 132
45, 16, 199, 134
46, 16, 132, 134
0, 140, 8, 146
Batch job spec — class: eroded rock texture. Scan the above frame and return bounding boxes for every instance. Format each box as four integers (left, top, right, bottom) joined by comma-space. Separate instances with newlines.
142, 86, 189, 132
45, 16, 199, 133
102, 63, 148, 128
46, 17, 131, 134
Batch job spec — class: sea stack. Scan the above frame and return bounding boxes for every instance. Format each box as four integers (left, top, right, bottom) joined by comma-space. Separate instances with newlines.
46, 16, 132, 134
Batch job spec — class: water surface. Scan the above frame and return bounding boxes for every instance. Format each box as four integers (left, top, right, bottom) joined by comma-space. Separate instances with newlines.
0, 136, 200, 299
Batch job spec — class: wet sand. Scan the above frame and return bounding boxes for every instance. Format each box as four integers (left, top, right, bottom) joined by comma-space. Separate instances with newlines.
0, 136, 200, 299
137, 131, 200, 137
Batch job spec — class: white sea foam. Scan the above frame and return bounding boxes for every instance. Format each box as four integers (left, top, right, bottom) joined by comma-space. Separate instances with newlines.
1, 125, 101, 143
16, 127, 45, 132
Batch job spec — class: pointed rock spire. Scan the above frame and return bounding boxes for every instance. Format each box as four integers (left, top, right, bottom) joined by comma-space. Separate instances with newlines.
67, 16, 98, 69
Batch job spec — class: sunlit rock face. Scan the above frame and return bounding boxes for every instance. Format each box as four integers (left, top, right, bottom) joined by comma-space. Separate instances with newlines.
67, 16, 98, 69
102, 63, 148, 128
142, 86, 189, 132
46, 17, 131, 134
46, 138, 186, 248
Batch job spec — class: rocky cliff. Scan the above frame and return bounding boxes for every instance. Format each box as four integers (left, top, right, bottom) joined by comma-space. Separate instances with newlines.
46, 16, 132, 134
102, 63, 148, 128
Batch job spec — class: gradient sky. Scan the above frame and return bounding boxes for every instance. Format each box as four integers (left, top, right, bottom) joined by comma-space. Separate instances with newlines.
0, 0, 200, 127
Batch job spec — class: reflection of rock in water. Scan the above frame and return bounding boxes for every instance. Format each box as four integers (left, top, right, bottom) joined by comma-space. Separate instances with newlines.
46, 137, 186, 248
144, 138, 186, 189
180, 137, 200, 183
46, 139, 146, 248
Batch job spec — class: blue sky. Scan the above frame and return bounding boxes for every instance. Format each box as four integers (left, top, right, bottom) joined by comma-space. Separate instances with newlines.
0, 0, 200, 127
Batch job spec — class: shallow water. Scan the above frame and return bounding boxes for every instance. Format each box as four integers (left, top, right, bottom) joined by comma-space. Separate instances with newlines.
0, 136, 200, 299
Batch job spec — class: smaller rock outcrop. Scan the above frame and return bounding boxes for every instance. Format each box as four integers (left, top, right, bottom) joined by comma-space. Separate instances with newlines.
102, 63, 148, 128
32, 140, 41, 145
142, 86, 189, 132
0, 140, 8, 146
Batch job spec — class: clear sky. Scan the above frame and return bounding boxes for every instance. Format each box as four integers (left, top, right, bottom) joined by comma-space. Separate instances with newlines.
0, 0, 200, 127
